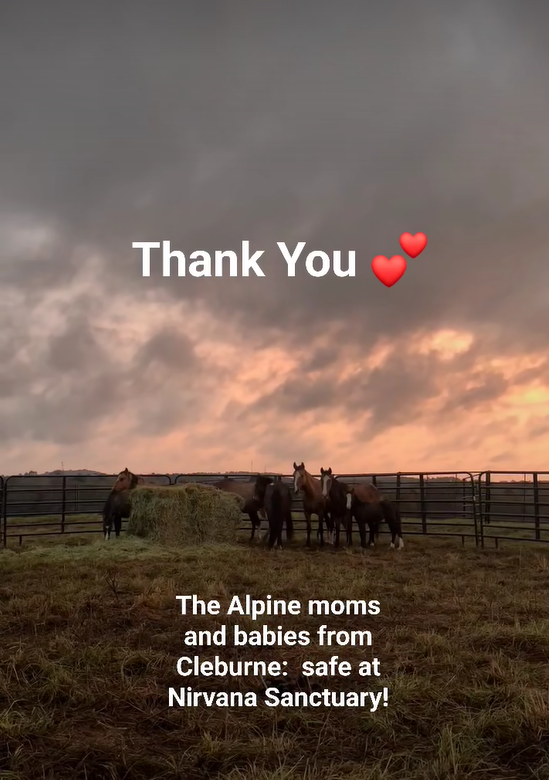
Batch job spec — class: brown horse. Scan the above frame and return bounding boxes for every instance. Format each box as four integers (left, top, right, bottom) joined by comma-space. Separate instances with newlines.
212, 475, 273, 542
292, 462, 331, 547
344, 478, 404, 550
103, 467, 144, 540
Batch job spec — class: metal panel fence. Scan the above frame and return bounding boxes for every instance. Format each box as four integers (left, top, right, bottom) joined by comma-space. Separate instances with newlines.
1, 470, 549, 549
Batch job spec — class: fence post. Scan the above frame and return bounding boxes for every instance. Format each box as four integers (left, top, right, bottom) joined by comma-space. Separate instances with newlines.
1, 477, 5, 548
533, 472, 541, 541
419, 474, 427, 534
61, 475, 66, 533
484, 471, 491, 526
463, 473, 479, 548
477, 473, 485, 549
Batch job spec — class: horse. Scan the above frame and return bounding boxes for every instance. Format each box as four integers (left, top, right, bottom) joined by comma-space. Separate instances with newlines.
320, 467, 352, 548
321, 468, 404, 551
212, 475, 272, 542
292, 462, 332, 547
346, 480, 404, 550
319, 468, 382, 548
103, 467, 143, 540
261, 477, 294, 549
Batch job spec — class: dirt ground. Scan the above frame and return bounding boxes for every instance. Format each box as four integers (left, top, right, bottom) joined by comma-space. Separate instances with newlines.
1, 535, 548, 779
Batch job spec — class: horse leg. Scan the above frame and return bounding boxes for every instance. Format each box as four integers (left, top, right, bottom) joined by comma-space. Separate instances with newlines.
249, 512, 256, 543
318, 510, 325, 547
326, 509, 334, 545
386, 504, 404, 550
277, 511, 283, 549
334, 514, 341, 548
248, 510, 260, 543
346, 512, 353, 547
367, 522, 376, 547
394, 505, 404, 549
304, 510, 312, 547
357, 519, 367, 551
267, 514, 277, 550
285, 508, 294, 541
114, 512, 122, 538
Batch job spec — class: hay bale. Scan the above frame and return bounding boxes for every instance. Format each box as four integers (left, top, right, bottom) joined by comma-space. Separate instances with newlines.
126, 483, 244, 546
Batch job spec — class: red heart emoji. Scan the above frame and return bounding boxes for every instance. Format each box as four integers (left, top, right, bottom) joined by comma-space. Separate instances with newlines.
371, 255, 407, 287
399, 232, 427, 258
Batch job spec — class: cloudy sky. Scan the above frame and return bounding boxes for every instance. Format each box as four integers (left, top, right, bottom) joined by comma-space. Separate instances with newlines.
2, 0, 549, 477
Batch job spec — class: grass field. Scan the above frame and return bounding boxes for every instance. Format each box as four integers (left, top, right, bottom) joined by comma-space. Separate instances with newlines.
1, 534, 549, 779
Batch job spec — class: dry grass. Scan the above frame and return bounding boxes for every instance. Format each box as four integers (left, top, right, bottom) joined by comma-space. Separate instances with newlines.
127, 483, 243, 545
0, 535, 549, 779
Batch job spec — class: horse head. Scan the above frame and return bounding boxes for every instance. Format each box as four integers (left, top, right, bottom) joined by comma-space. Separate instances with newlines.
112, 467, 140, 492
252, 474, 274, 505
320, 466, 333, 498
292, 462, 306, 494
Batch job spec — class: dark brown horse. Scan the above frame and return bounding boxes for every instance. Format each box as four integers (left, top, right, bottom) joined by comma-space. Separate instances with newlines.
321, 469, 404, 551
212, 475, 273, 542
346, 480, 404, 550
261, 477, 294, 549
320, 467, 352, 548
103, 467, 143, 540
292, 462, 331, 547
319, 468, 380, 548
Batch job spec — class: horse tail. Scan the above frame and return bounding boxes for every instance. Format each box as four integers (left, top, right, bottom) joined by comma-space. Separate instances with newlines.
270, 484, 282, 520
267, 483, 285, 545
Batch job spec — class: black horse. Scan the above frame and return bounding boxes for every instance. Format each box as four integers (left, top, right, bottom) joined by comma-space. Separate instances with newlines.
259, 476, 294, 549
320, 467, 351, 548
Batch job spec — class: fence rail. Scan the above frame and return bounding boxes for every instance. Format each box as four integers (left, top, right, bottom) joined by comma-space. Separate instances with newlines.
1, 471, 549, 549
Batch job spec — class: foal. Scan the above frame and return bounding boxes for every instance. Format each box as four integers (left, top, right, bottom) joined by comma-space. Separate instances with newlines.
292, 462, 331, 547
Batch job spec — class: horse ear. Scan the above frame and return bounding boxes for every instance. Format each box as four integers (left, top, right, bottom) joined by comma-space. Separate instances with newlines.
293, 462, 297, 470
328, 467, 332, 475
300, 462, 305, 469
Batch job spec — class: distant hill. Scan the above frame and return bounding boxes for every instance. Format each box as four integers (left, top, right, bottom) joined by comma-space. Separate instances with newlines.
18, 469, 109, 476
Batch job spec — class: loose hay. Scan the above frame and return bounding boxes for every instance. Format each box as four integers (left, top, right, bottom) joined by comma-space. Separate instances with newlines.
126, 483, 244, 546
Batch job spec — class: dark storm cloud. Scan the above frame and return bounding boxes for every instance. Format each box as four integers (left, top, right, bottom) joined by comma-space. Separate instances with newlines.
134, 328, 198, 374
0, 290, 215, 444
47, 314, 107, 373
2, 0, 549, 452
242, 342, 442, 434
439, 372, 509, 414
